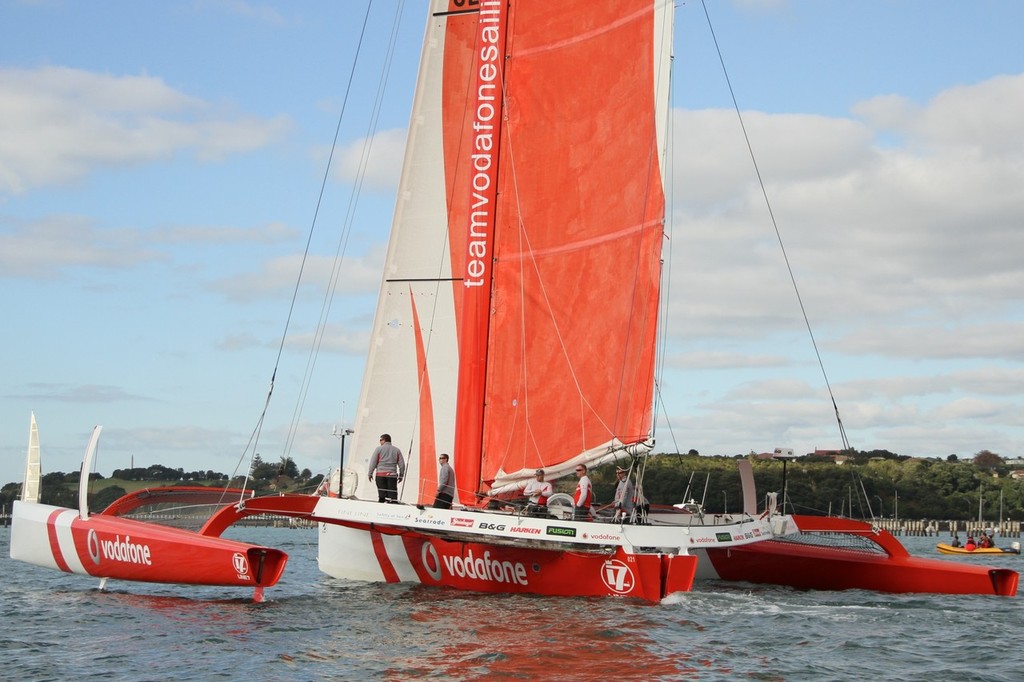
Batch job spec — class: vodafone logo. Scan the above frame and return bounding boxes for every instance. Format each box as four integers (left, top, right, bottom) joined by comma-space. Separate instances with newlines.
600, 559, 635, 594
87, 529, 101, 565
421, 542, 443, 581
418, 543, 528, 585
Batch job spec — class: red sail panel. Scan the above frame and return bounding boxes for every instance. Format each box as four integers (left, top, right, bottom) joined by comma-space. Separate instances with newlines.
441, 1, 665, 491
410, 290, 438, 505
440, 3, 486, 496
449, 0, 508, 497
481, 2, 664, 480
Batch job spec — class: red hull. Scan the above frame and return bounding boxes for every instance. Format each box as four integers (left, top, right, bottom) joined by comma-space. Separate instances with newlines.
231, 495, 697, 600
11, 501, 288, 598
391, 529, 697, 601
704, 515, 1018, 596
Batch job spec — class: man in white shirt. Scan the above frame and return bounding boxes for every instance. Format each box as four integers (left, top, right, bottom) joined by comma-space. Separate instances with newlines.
522, 468, 553, 515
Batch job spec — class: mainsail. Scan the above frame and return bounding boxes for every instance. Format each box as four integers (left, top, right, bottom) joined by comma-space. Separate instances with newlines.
347, 0, 672, 504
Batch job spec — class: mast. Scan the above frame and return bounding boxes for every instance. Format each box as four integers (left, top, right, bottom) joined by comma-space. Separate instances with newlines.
452, 0, 508, 497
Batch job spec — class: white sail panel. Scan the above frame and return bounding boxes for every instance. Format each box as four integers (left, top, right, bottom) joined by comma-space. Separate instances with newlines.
345, 5, 463, 505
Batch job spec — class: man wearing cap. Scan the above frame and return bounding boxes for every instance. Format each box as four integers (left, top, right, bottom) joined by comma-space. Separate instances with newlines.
612, 467, 635, 521
521, 469, 553, 514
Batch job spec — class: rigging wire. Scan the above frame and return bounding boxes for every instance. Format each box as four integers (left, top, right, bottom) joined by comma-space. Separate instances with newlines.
699, 0, 851, 451
229, 1, 388, 497
282, 0, 407, 462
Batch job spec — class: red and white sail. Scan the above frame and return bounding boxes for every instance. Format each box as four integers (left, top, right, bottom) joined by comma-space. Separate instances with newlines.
345, 0, 674, 505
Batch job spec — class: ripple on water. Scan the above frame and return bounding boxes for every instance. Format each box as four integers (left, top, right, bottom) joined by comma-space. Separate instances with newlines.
2, 527, 1021, 680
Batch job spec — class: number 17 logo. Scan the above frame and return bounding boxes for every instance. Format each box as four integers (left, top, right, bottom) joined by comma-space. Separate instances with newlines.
601, 559, 635, 594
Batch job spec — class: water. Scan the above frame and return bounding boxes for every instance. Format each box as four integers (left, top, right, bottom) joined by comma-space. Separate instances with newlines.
2, 527, 1019, 681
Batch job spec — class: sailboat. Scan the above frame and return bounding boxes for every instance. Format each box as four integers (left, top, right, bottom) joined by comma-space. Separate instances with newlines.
9, 0, 1018, 601
230, 0, 1016, 598
228, 0, 783, 600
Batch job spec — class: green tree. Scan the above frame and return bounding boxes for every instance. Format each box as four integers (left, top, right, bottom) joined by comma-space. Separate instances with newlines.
90, 485, 128, 513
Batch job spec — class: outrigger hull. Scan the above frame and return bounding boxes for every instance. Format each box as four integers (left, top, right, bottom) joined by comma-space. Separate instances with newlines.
698, 515, 1018, 596
10, 500, 288, 599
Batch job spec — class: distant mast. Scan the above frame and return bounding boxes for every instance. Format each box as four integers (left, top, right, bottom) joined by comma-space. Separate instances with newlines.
21, 412, 41, 503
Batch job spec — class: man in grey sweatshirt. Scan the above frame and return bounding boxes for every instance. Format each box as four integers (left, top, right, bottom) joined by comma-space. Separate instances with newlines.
368, 433, 406, 502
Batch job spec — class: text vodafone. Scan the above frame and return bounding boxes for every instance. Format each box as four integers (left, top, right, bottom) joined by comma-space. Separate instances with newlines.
440, 549, 528, 586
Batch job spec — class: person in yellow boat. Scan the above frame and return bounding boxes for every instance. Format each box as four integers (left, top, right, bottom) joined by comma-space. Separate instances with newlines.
964, 535, 976, 551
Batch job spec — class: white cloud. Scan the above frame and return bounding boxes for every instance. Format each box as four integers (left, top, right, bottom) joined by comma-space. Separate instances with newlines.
0, 214, 165, 277
0, 66, 291, 195
210, 251, 384, 303
664, 73, 1024, 354
327, 128, 408, 192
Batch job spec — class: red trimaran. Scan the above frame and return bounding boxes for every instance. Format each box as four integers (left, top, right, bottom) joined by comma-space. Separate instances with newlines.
10, 0, 1017, 600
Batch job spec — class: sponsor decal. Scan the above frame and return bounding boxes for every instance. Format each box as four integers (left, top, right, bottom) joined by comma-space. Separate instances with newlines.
232, 552, 250, 578
546, 526, 576, 538
478, 522, 505, 531
440, 548, 528, 586
87, 529, 101, 564
88, 530, 153, 566
451, 517, 475, 528
510, 526, 541, 535
421, 543, 443, 581
376, 511, 413, 522
715, 532, 732, 542
415, 518, 447, 527
600, 559, 635, 594
584, 533, 621, 541
691, 536, 718, 545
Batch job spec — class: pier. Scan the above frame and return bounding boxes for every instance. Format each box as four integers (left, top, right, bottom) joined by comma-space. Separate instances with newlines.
869, 518, 1022, 538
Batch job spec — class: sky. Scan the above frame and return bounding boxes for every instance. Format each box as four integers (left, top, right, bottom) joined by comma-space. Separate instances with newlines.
2, 0, 1023, 487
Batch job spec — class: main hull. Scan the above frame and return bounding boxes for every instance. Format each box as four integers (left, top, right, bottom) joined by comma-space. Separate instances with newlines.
236, 495, 774, 602
318, 523, 697, 600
